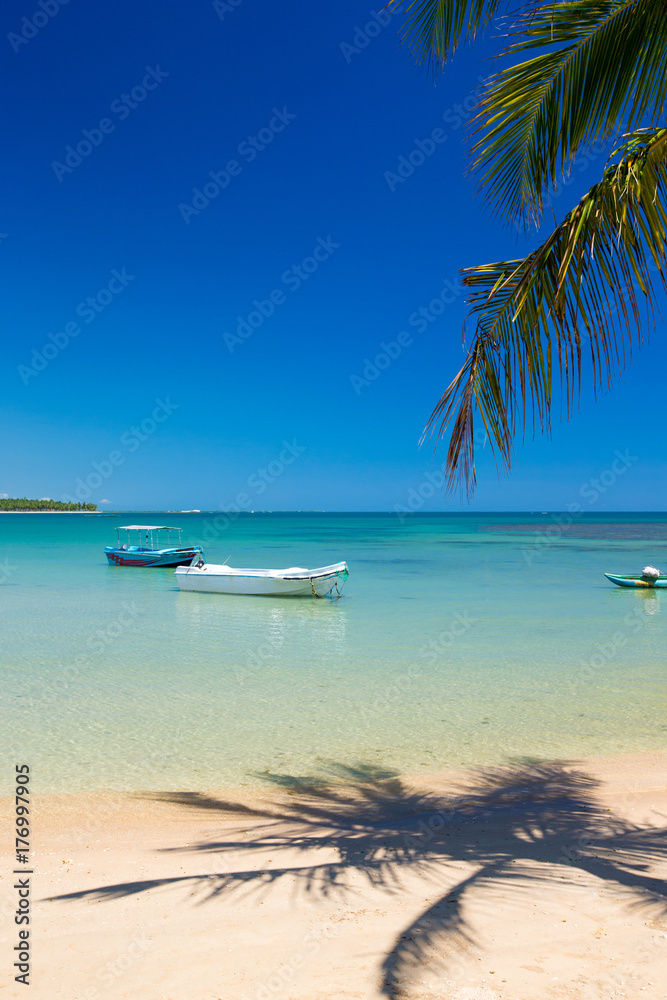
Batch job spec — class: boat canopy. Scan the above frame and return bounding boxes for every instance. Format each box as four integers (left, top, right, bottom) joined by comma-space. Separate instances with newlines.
116, 525, 179, 531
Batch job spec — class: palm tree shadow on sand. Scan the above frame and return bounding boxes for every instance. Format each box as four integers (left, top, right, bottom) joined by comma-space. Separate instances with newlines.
52, 761, 666, 997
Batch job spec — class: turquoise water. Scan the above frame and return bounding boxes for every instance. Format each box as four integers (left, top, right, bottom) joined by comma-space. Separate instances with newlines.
2, 512, 666, 793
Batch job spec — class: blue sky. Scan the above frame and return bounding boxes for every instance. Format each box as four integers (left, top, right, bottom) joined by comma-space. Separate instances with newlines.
0, 0, 663, 511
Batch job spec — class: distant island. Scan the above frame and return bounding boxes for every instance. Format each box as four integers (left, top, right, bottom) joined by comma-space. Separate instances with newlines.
0, 498, 97, 512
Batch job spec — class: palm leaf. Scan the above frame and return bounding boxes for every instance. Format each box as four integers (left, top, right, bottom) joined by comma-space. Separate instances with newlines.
473, 0, 667, 224
389, 0, 506, 66
423, 127, 667, 495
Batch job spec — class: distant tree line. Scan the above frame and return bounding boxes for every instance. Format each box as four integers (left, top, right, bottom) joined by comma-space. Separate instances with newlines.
0, 498, 97, 511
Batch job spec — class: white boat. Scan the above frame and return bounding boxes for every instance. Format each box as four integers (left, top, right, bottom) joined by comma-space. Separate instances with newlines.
175, 560, 348, 597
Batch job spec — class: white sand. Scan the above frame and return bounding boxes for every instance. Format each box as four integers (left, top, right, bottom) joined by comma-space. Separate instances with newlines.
1, 752, 665, 999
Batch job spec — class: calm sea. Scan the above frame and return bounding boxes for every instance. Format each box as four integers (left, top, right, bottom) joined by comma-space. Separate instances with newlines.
2, 512, 666, 793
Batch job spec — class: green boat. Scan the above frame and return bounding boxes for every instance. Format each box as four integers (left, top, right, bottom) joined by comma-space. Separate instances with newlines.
604, 572, 667, 588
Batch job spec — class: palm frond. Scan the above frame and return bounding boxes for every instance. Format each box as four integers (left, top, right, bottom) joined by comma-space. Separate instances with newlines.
474, 0, 667, 224
423, 127, 667, 495
389, 0, 506, 67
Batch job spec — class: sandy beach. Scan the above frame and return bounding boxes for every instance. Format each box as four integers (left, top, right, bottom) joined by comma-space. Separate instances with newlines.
2, 751, 665, 1000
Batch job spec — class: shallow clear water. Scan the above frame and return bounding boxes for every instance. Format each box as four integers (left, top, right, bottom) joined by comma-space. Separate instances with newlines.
2, 512, 666, 792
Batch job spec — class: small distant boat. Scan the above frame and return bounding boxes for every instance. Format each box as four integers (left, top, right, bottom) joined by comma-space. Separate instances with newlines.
105, 525, 204, 568
175, 560, 349, 597
605, 566, 667, 588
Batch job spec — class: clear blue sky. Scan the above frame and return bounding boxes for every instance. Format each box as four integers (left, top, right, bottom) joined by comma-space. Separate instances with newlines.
1, 0, 663, 511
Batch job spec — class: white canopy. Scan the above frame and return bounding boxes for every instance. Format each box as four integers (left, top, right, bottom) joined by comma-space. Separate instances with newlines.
117, 525, 178, 531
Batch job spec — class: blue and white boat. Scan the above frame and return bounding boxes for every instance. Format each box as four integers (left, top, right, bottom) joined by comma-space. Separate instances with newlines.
105, 525, 204, 567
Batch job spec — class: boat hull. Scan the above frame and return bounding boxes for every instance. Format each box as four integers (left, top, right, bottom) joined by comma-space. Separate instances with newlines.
105, 546, 203, 568
175, 561, 348, 597
604, 573, 667, 588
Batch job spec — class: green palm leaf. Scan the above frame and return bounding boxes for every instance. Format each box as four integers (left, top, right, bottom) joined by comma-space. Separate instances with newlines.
474, 0, 667, 224
390, 0, 505, 66
423, 128, 667, 495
